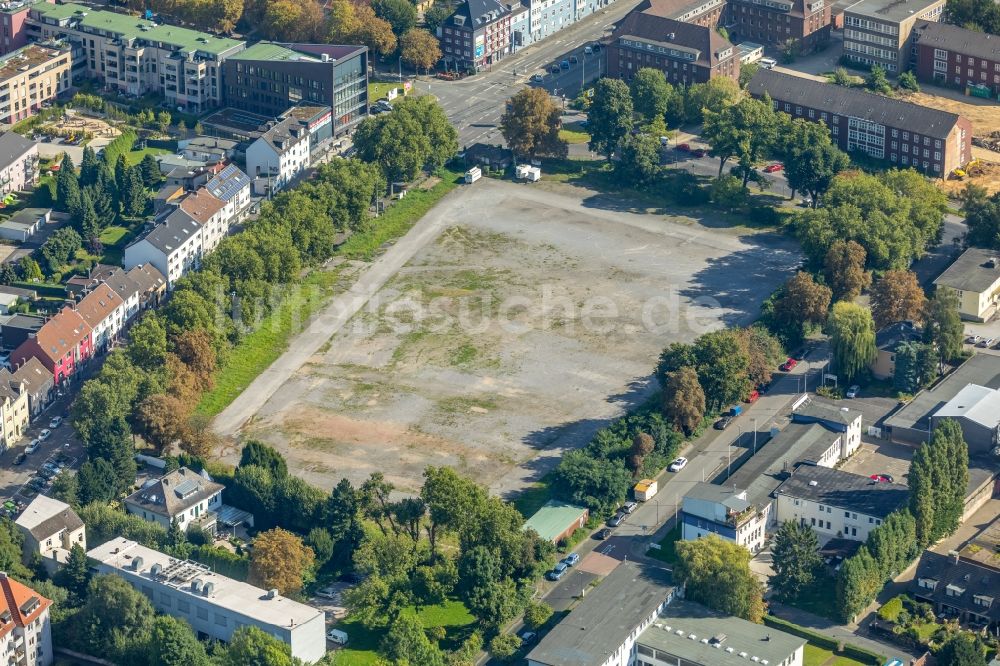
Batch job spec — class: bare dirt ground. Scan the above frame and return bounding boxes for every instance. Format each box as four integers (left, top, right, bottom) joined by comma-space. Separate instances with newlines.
907, 90, 1000, 136
234, 179, 801, 496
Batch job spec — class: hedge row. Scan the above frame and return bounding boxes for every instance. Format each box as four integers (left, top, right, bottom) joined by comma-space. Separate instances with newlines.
763, 615, 885, 666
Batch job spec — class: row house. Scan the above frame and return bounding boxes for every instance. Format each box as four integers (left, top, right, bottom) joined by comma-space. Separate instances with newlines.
748, 68, 971, 176
73, 283, 125, 353
205, 164, 252, 226
607, 10, 740, 86
245, 117, 310, 195
179, 187, 227, 253
915, 21, 1000, 96
8, 357, 51, 420
0, 367, 28, 452
439, 0, 514, 72
841, 0, 944, 73
0, 572, 53, 666
123, 208, 204, 289
104, 263, 167, 323
0, 131, 36, 196
10, 306, 91, 386
0, 42, 70, 124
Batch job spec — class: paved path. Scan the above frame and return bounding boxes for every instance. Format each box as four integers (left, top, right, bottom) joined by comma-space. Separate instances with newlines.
211, 187, 465, 438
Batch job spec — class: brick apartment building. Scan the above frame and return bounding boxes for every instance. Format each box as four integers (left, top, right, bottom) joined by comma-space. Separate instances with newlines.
727, 0, 831, 54
607, 8, 740, 85
440, 0, 514, 72
841, 0, 944, 73
915, 21, 1000, 96
748, 69, 971, 175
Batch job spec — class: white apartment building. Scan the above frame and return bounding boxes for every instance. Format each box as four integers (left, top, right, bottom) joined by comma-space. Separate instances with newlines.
89, 538, 326, 663
0, 368, 28, 452
14, 495, 85, 574
0, 131, 36, 196
681, 482, 769, 552
179, 187, 227, 253
774, 465, 909, 541
124, 467, 224, 534
26, 2, 245, 113
123, 208, 203, 289
205, 163, 252, 225
73, 284, 125, 352
246, 117, 310, 194
0, 573, 52, 666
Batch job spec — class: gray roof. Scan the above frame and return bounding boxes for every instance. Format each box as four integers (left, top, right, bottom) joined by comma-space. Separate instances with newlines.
913, 551, 1000, 623
638, 600, 806, 666
748, 69, 963, 139
876, 321, 922, 352
183, 136, 238, 152
845, 0, 943, 22
256, 117, 308, 156
0, 131, 34, 171
933, 247, 1000, 293
124, 467, 223, 520
452, 0, 511, 27
934, 384, 1000, 428
774, 465, 909, 518
793, 400, 861, 428
15, 495, 83, 541
11, 356, 52, 397
916, 21, 1000, 63
132, 209, 201, 255
527, 562, 674, 666
885, 353, 1000, 435
684, 482, 751, 513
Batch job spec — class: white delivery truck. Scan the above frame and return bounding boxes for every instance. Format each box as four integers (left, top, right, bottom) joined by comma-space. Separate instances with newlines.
464, 166, 482, 183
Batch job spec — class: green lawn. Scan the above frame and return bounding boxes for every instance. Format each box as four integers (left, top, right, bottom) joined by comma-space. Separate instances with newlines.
125, 147, 169, 166
785, 571, 840, 621
647, 525, 681, 565
559, 122, 590, 144
99, 226, 129, 245
368, 81, 402, 102
514, 478, 553, 519
333, 600, 475, 666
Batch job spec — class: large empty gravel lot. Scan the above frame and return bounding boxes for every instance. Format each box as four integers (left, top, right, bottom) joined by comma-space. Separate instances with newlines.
233, 179, 802, 496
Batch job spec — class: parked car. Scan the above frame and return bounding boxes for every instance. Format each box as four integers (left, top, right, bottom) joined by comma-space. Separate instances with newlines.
758, 380, 773, 395
596, 527, 613, 539
780, 358, 798, 372
532, 73, 545, 82
745, 389, 760, 404
520, 630, 538, 644
979, 337, 995, 348
548, 562, 569, 581
968, 334, 981, 344
327, 629, 349, 645
38, 429, 51, 441
49, 416, 62, 429
691, 148, 707, 157
622, 501, 638, 514
846, 385, 860, 399
12, 453, 25, 466
24, 439, 40, 454
569, 55, 579, 64
550, 65, 561, 74
668, 456, 688, 472
676, 143, 691, 152
584, 46, 594, 54
763, 163, 784, 173
870, 474, 894, 483
714, 415, 734, 430
560, 60, 570, 69
608, 513, 625, 527
563, 553, 580, 567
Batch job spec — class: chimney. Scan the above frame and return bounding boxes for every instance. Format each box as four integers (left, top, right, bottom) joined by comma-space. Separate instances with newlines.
949, 549, 960, 564
0, 572, 7, 580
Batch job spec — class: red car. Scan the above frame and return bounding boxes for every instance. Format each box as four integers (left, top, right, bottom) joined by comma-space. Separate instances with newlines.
676, 143, 691, 152
780, 357, 798, 372
691, 148, 707, 157
870, 474, 894, 483
763, 163, 784, 173
745, 390, 760, 404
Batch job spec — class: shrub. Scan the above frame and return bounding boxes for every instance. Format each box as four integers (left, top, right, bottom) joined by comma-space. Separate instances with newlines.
489, 634, 522, 662
523, 601, 554, 630
878, 595, 904, 623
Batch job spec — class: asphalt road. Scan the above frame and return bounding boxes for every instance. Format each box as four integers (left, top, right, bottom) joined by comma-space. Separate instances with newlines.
413, 0, 645, 146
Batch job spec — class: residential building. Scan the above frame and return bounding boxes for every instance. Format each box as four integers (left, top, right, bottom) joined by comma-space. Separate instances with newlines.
790, 399, 863, 462
774, 464, 909, 540
104, 263, 167, 323
9, 356, 51, 419
245, 116, 309, 194
14, 495, 84, 573
0, 0, 54, 56
90, 537, 325, 662
871, 320, 922, 379
915, 21, 1000, 95
527, 561, 675, 666
606, 10, 740, 86
439, 0, 514, 72
841, 0, 944, 73
0, 131, 37, 195
0, 42, 69, 124
0, 366, 28, 449
223, 42, 368, 135
914, 551, 1000, 628
0, 313, 42, 351
503, 0, 530, 48
0, 572, 53, 666
179, 187, 227, 253
177, 136, 237, 163
124, 466, 224, 534
204, 163, 251, 225
886, 353, 1000, 446
0, 207, 48, 242
280, 104, 337, 153
522, 500, 589, 544
524, 0, 576, 43
748, 68, 971, 175
72, 283, 125, 352
680, 482, 768, 552
930, 384, 1000, 452
123, 208, 204, 289
10, 306, 91, 386
728, 0, 831, 54
636, 599, 805, 666
933, 247, 1000, 322
0, 292, 17, 314
27, 2, 245, 112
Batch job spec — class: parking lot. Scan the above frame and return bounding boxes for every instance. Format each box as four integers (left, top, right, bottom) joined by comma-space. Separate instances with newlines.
839, 440, 914, 486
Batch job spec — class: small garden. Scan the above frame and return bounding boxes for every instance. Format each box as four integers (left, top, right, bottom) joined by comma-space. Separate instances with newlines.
873, 594, 949, 650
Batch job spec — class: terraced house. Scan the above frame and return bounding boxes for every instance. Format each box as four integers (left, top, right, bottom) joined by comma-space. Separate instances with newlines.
26, 2, 245, 112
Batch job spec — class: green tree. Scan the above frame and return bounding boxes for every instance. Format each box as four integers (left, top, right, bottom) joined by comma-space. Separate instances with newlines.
79, 145, 100, 187
240, 440, 289, 478
127, 313, 168, 372
674, 535, 765, 621
500, 87, 567, 159
523, 601, 554, 629
614, 132, 661, 186
923, 288, 964, 362
936, 633, 988, 666
909, 419, 968, 547
692, 329, 752, 412
121, 166, 149, 217
145, 615, 210, 666
219, 626, 296, 666
77, 190, 99, 239
552, 450, 632, 515
702, 95, 780, 185
898, 70, 920, 92
489, 633, 522, 662
771, 521, 821, 600
710, 174, 748, 210
139, 153, 162, 188
69, 575, 155, 660
372, 0, 417, 35
399, 28, 441, 74
77, 459, 119, 505
629, 67, 673, 122
381, 613, 445, 666
684, 76, 741, 123
19, 256, 42, 281
738, 61, 760, 89
353, 96, 457, 182
828, 301, 877, 381
769, 271, 832, 343
823, 239, 870, 301
49, 471, 79, 508
782, 119, 849, 206
835, 547, 881, 622
866, 64, 893, 94
893, 341, 938, 393
661, 366, 705, 435
588, 78, 633, 160
55, 162, 81, 213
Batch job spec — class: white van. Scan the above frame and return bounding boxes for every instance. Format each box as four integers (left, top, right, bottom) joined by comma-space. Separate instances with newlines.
760, 57, 777, 69
327, 628, 349, 645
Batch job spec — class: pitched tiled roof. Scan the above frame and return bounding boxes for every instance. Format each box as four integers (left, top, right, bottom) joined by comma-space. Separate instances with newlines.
749, 69, 964, 139
10, 356, 52, 397
124, 467, 224, 520
27, 307, 91, 364
0, 368, 22, 404
613, 10, 733, 67
74, 285, 123, 331
0, 573, 50, 639
15, 495, 84, 542
256, 117, 308, 155
179, 188, 225, 225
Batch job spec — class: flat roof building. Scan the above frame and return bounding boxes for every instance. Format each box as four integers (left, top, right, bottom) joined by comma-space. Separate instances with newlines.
0, 42, 69, 124
681, 482, 768, 552
89, 537, 326, 663
933, 247, 1000, 322
842, 0, 945, 73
